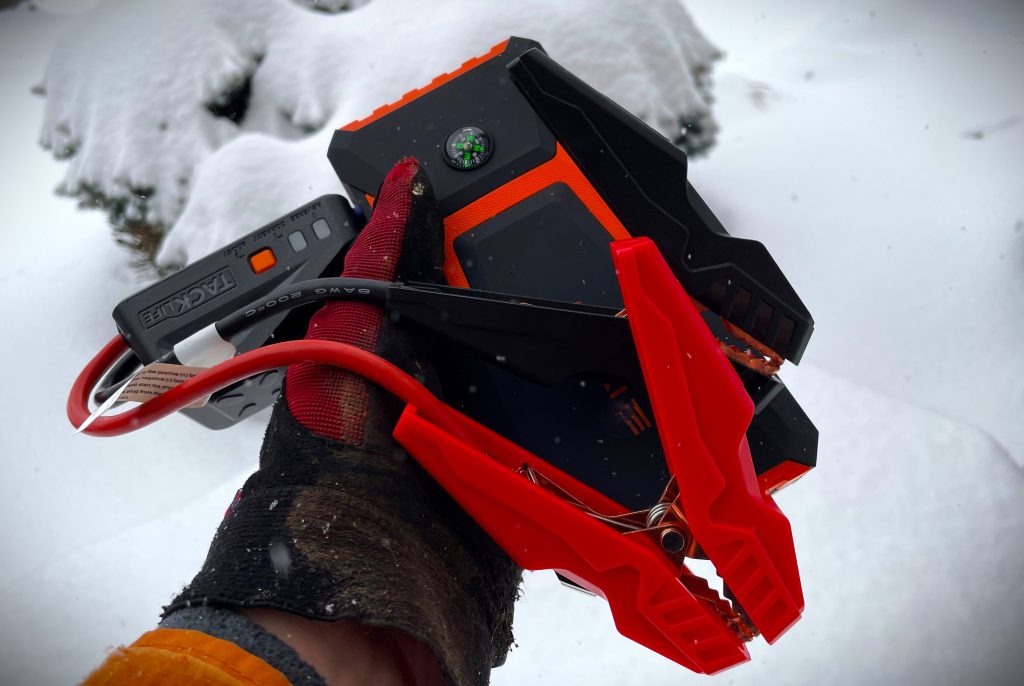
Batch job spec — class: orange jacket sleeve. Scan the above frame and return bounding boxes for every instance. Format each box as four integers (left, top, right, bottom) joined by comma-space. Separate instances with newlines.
81, 628, 293, 686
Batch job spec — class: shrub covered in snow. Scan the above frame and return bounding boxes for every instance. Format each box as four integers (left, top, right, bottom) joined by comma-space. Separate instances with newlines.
38, 0, 720, 269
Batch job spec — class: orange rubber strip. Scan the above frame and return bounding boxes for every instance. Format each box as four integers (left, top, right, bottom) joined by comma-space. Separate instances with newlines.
443, 144, 631, 287
341, 40, 511, 132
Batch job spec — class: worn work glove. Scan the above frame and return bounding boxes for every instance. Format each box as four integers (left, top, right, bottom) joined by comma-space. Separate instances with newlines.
164, 158, 522, 685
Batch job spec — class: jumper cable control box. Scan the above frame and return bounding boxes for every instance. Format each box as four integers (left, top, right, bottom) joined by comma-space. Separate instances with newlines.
110, 195, 361, 428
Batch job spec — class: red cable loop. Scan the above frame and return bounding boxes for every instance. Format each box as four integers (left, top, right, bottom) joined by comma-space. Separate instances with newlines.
67, 335, 461, 438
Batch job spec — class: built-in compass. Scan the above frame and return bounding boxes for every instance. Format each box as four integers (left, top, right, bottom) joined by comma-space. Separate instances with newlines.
444, 126, 494, 170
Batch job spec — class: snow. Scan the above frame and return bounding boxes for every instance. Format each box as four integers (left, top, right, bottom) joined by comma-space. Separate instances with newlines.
686, 0, 1024, 472
1, 1, 1023, 685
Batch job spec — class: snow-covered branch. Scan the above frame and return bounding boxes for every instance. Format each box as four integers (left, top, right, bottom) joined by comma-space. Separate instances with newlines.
39, 0, 720, 267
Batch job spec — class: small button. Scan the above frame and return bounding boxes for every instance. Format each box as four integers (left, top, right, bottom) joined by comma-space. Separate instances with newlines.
287, 230, 308, 252
312, 218, 331, 239
249, 248, 277, 274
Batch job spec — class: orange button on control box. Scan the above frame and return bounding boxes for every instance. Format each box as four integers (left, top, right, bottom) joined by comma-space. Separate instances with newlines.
249, 248, 277, 274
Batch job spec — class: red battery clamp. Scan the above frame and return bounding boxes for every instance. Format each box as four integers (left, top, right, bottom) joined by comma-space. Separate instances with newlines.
396, 238, 801, 673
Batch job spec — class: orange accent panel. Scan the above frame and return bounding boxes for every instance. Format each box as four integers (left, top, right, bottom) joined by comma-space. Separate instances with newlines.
341, 39, 511, 132
443, 144, 632, 288
758, 460, 812, 496
249, 248, 277, 274
365, 193, 375, 208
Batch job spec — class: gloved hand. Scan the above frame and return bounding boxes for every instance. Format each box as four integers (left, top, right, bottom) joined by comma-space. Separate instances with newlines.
163, 158, 522, 686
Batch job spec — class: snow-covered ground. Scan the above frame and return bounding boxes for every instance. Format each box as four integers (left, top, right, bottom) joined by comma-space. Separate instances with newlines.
1, 1, 1022, 685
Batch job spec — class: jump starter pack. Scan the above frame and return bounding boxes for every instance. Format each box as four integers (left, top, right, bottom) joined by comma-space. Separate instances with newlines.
72, 37, 818, 675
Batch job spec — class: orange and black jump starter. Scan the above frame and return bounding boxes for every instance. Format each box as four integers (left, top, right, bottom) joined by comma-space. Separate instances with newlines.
94, 36, 818, 674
